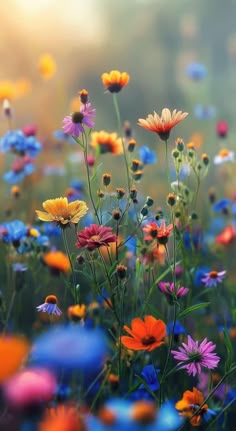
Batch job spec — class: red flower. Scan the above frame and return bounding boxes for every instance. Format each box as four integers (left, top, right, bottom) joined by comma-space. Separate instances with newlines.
143, 221, 173, 245
76, 224, 117, 251
216, 226, 235, 245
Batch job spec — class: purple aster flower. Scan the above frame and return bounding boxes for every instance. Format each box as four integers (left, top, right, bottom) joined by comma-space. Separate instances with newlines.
201, 270, 226, 287
36, 295, 62, 316
158, 282, 189, 303
62, 102, 96, 138
171, 335, 220, 376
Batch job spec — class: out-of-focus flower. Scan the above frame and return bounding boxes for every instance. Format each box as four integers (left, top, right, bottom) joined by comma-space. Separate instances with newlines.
213, 198, 231, 213
176, 387, 215, 426
138, 146, 157, 165
121, 315, 166, 352
22, 124, 37, 137
38, 404, 86, 431
68, 304, 86, 321
201, 270, 226, 287
11, 185, 20, 198
62, 103, 96, 138
185, 62, 207, 80
3, 368, 56, 408
0, 336, 29, 383
138, 108, 188, 141
31, 325, 108, 374
12, 262, 28, 272
158, 282, 189, 302
194, 104, 216, 120
216, 225, 235, 245
38, 54, 56, 79
43, 250, 70, 274
143, 221, 173, 245
0, 220, 27, 245
0, 80, 16, 101
3, 156, 35, 184
90, 130, 123, 154
36, 295, 62, 316
171, 335, 220, 376
36, 197, 88, 227
76, 224, 117, 251
216, 120, 228, 138
214, 148, 234, 165
101, 70, 130, 93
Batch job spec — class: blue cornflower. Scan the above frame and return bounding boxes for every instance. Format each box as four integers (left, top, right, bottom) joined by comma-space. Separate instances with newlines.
194, 266, 211, 287
186, 62, 207, 80
213, 198, 231, 212
0, 130, 41, 157
3, 156, 35, 184
167, 321, 186, 337
0, 220, 27, 244
194, 104, 216, 120
139, 146, 157, 165
70, 178, 84, 191
42, 222, 61, 237
157, 401, 183, 431
140, 365, 160, 391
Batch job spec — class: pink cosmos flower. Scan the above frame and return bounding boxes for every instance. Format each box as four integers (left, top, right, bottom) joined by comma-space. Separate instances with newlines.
158, 282, 189, 302
62, 102, 96, 138
201, 270, 226, 287
76, 224, 117, 251
171, 335, 220, 376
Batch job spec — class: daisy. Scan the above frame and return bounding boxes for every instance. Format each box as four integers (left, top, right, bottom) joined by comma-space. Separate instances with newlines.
121, 315, 166, 352
35, 197, 88, 227
138, 108, 188, 141
201, 270, 226, 287
76, 224, 117, 251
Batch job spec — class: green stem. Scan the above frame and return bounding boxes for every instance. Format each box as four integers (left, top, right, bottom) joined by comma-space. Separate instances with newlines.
62, 228, 78, 303
2, 289, 16, 335
165, 139, 170, 187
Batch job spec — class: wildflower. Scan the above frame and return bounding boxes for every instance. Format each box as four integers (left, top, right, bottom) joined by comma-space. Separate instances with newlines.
76, 224, 117, 251
213, 198, 231, 213
35, 197, 88, 227
116, 264, 127, 279
138, 108, 188, 141
171, 335, 220, 376
3, 156, 35, 184
38, 54, 56, 79
101, 70, 130, 93
22, 124, 37, 137
0, 220, 27, 245
36, 295, 62, 316
131, 401, 157, 424
90, 130, 123, 154
12, 262, 28, 272
67, 304, 86, 321
194, 104, 216, 120
216, 225, 235, 245
0, 336, 30, 383
62, 102, 96, 138
127, 138, 136, 152
139, 364, 160, 392
185, 62, 207, 80
2, 99, 12, 118
0, 80, 16, 101
3, 368, 57, 408
43, 250, 70, 274
216, 120, 228, 138
214, 148, 234, 165
143, 221, 173, 245
167, 321, 186, 343
176, 387, 214, 426
138, 146, 157, 165
158, 282, 189, 302
38, 404, 86, 431
79, 88, 89, 104
11, 185, 20, 198
121, 315, 166, 352
201, 270, 226, 287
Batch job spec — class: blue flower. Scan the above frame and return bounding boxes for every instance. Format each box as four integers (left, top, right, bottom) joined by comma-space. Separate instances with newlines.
3, 158, 35, 184
12, 263, 28, 272
194, 266, 211, 287
139, 146, 157, 165
0, 130, 41, 157
70, 178, 84, 191
42, 222, 61, 237
0, 220, 27, 244
167, 321, 186, 336
53, 129, 75, 143
140, 365, 160, 391
186, 62, 207, 80
213, 199, 231, 212
156, 401, 183, 431
194, 105, 216, 120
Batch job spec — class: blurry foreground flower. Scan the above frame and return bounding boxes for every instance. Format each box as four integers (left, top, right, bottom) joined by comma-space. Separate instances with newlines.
38, 54, 56, 79
38, 404, 86, 431
171, 335, 220, 376
43, 250, 70, 274
36, 197, 88, 227
101, 70, 130, 93
37, 295, 62, 316
3, 156, 35, 184
138, 108, 188, 141
76, 224, 117, 251
3, 368, 56, 408
0, 336, 29, 383
121, 315, 166, 352
216, 120, 228, 138
201, 270, 226, 287
176, 387, 215, 426
90, 130, 123, 154
62, 102, 96, 138
185, 62, 207, 81
216, 225, 235, 245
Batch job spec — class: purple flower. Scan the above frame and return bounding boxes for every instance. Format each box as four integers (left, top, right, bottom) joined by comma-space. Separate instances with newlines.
36, 295, 62, 316
158, 282, 189, 303
62, 103, 96, 138
171, 335, 220, 376
201, 270, 226, 287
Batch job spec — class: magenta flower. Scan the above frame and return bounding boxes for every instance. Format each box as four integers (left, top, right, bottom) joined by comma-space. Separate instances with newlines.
76, 224, 117, 251
201, 270, 226, 287
62, 102, 96, 138
158, 281, 189, 303
171, 335, 220, 376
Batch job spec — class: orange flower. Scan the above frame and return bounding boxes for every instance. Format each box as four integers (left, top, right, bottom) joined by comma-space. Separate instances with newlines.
216, 225, 235, 245
35, 197, 88, 227
38, 54, 56, 80
121, 315, 166, 351
38, 404, 86, 431
68, 304, 86, 321
138, 108, 188, 141
0, 336, 30, 383
0, 80, 16, 102
44, 250, 70, 273
176, 387, 208, 426
101, 70, 130, 93
90, 131, 123, 155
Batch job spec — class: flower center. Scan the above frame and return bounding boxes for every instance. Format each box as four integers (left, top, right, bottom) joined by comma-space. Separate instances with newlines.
90, 234, 100, 241
150, 229, 158, 238
209, 271, 218, 279
142, 335, 156, 346
72, 112, 84, 124
188, 352, 202, 362
45, 295, 58, 304
219, 148, 229, 157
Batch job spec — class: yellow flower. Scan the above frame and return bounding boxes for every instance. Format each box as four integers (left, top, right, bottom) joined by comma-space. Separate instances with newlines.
90, 131, 123, 155
38, 54, 56, 80
35, 197, 88, 227
101, 70, 130, 93
0, 80, 16, 102
138, 108, 188, 141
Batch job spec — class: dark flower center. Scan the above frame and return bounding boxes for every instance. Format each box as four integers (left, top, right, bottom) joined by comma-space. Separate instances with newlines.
209, 271, 218, 279
45, 295, 57, 304
72, 112, 84, 124
142, 335, 156, 346
188, 352, 202, 362
150, 229, 158, 238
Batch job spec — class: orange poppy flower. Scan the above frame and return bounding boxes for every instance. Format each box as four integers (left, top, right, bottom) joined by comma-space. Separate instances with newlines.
0, 336, 30, 383
138, 108, 188, 141
176, 387, 208, 426
101, 70, 130, 93
121, 315, 166, 351
35, 197, 88, 227
44, 250, 70, 273
38, 404, 86, 431
38, 54, 56, 80
90, 131, 123, 155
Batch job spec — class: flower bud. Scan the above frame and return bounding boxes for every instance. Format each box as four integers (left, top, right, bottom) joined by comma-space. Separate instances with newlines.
116, 264, 127, 279
175, 138, 184, 151
128, 138, 136, 152
140, 205, 149, 217
79, 89, 89, 104
116, 188, 126, 199
103, 173, 111, 186
145, 196, 154, 207
112, 209, 121, 220
167, 193, 176, 206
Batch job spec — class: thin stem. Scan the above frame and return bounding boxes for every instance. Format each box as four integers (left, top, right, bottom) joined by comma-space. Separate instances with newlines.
165, 140, 170, 187
62, 228, 77, 303
2, 290, 16, 335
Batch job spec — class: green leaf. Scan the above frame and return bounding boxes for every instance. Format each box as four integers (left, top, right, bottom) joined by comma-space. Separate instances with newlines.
144, 303, 165, 321
223, 329, 233, 372
178, 302, 210, 319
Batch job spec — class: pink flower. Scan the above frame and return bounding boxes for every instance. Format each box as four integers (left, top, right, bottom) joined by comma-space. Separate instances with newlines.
3, 368, 57, 407
158, 281, 189, 303
76, 224, 117, 251
62, 102, 96, 138
201, 270, 226, 287
171, 335, 220, 376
